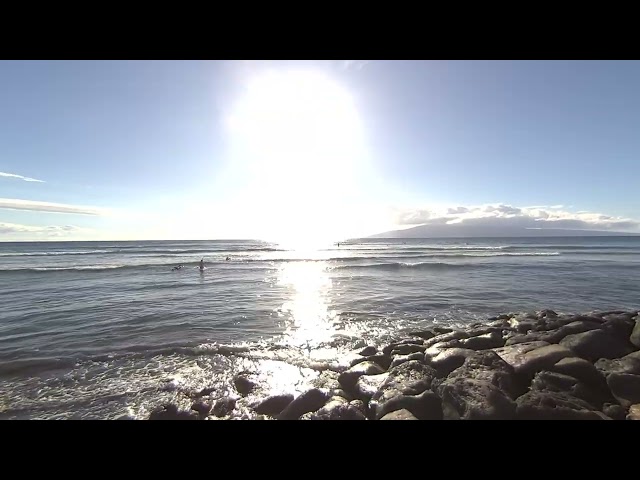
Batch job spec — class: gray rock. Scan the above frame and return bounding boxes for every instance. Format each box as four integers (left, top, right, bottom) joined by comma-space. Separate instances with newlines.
149, 404, 199, 420
390, 352, 424, 369
375, 390, 442, 420
233, 375, 257, 396
446, 350, 523, 399
212, 397, 236, 417
537, 309, 558, 319
380, 409, 418, 420
391, 343, 427, 356
355, 373, 389, 401
631, 318, 640, 349
601, 314, 636, 340
254, 394, 294, 416
551, 356, 606, 390
370, 361, 436, 417
602, 403, 627, 420
530, 370, 609, 409
492, 341, 550, 368
560, 329, 634, 362
423, 330, 469, 348
311, 370, 342, 393
516, 391, 610, 420
437, 378, 517, 420
606, 373, 640, 408
627, 404, 640, 420
505, 320, 601, 346
594, 351, 640, 377
350, 353, 393, 371
191, 401, 212, 417
358, 346, 377, 356
498, 344, 574, 376
198, 386, 216, 397
424, 340, 463, 357
459, 331, 505, 350
311, 396, 367, 420
408, 330, 437, 340
338, 361, 386, 392
427, 348, 477, 377
278, 388, 330, 420
382, 339, 424, 356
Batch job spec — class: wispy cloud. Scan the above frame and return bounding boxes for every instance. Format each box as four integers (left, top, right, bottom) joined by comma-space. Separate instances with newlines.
341, 60, 371, 71
392, 203, 640, 232
0, 171, 45, 183
0, 198, 107, 216
0, 222, 92, 238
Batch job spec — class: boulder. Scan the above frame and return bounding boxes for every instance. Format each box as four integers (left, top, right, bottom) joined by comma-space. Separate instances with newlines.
354, 373, 389, 402
408, 330, 437, 340
382, 339, 424, 356
233, 375, 257, 396
369, 361, 436, 417
530, 371, 609, 409
505, 320, 601, 346
254, 394, 294, 416
606, 373, 640, 408
494, 343, 572, 377
374, 390, 442, 420
380, 409, 418, 420
550, 357, 606, 390
427, 348, 477, 377
594, 351, 640, 378
601, 314, 636, 340
338, 361, 386, 392
390, 352, 424, 369
602, 403, 627, 420
560, 330, 634, 362
459, 331, 505, 350
627, 404, 640, 420
437, 378, 517, 420
445, 351, 523, 399
278, 388, 330, 420
191, 401, 212, 417
631, 318, 640, 349
516, 391, 611, 420
212, 397, 236, 417
350, 353, 393, 371
358, 346, 377, 356
149, 404, 199, 420
310, 396, 366, 420
391, 344, 427, 356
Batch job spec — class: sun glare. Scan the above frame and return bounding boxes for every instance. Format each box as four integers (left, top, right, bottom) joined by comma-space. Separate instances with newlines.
226, 69, 368, 249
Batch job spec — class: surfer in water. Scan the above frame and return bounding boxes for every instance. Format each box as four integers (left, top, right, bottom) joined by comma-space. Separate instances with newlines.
199, 258, 205, 271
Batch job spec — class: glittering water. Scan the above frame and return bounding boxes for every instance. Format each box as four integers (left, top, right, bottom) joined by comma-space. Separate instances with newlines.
1, 237, 639, 419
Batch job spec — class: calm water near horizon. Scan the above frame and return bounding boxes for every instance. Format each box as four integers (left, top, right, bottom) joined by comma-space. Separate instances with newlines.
1, 236, 639, 419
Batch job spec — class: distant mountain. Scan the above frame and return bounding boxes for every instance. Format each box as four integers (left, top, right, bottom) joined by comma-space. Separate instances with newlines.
369, 224, 638, 238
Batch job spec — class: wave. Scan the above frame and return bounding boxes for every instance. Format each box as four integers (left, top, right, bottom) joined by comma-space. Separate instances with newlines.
332, 261, 481, 272
0, 250, 110, 257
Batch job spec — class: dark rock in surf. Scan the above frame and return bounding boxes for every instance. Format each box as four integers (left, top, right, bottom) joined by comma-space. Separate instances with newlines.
391, 343, 427, 356
550, 357, 606, 390
390, 352, 424, 369
310, 396, 366, 420
445, 351, 523, 399
560, 329, 634, 362
358, 346, 378, 356
459, 331, 505, 350
515, 391, 610, 420
494, 343, 573, 376
191, 401, 212, 417
254, 394, 294, 416
380, 409, 418, 420
382, 339, 424, 356
355, 373, 389, 402
408, 330, 437, 340
375, 390, 442, 420
338, 361, 386, 392
212, 397, 236, 417
233, 375, 257, 396
427, 348, 477, 377
278, 388, 331, 420
437, 378, 516, 420
350, 353, 393, 371
149, 404, 199, 420
630, 318, 640, 349
530, 371, 609, 409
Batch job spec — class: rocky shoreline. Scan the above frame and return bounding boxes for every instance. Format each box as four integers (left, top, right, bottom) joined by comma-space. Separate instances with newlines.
149, 309, 640, 420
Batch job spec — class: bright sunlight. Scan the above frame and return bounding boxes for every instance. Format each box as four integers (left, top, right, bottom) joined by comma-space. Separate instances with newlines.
226, 69, 369, 249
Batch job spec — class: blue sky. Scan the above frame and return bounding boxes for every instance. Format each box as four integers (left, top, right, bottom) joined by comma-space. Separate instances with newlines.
1, 60, 639, 242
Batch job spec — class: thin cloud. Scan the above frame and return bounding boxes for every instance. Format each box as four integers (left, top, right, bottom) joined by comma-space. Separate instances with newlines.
0, 198, 107, 216
0, 222, 90, 238
0, 171, 45, 183
341, 60, 371, 71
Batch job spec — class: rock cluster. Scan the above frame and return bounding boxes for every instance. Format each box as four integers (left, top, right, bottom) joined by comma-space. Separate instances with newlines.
149, 310, 640, 420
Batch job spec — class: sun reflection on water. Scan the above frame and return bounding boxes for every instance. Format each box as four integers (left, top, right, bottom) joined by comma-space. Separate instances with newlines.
277, 261, 335, 348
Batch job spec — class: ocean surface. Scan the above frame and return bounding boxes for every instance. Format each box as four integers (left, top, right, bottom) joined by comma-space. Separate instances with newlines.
1, 236, 639, 419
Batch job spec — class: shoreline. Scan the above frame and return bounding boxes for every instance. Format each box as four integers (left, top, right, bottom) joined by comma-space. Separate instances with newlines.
148, 309, 640, 420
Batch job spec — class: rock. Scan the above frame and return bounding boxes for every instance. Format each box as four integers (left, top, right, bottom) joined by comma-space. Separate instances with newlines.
631, 318, 640, 349
191, 401, 212, 417
375, 390, 442, 420
198, 386, 216, 397
254, 394, 294, 416
370, 361, 436, 417
508, 316, 537, 333
551, 357, 607, 390
603, 403, 627, 420
338, 361, 386, 391
391, 343, 427, 356
505, 320, 601, 346
350, 353, 393, 371
437, 378, 516, 420
233, 375, 257, 396
408, 330, 437, 340
212, 397, 236, 417
601, 314, 636, 340
560, 329, 634, 362
311, 396, 366, 420
382, 339, 424, 356
498, 344, 574, 377
493, 341, 549, 367
423, 330, 469, 348
358, 346, 377, 356
427, 348, 479, 377
516, 391, 610, 420
627, 404, 640, 420
594, 351, 640, 377
530, 371, 609, 409
537, 309, 558, 319
149, 404, 199, 420
606, 373, 640, 408
432, 326, 454, 334
311, 370, 342, 393
278, 388, 330, 420
424, 340, 463, 357
380, 409, 418, 420
446, 351, 523, 399
459, 331, 505, 350
355, 373, 389, 401
115, 414, 135, 420
390, 352, 424, 369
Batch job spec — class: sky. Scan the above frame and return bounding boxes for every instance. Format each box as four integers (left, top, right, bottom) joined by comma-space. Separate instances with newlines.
1, 60, 640, 244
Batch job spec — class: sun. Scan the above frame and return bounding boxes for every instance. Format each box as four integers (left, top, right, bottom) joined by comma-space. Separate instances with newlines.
225, 69, 368, 249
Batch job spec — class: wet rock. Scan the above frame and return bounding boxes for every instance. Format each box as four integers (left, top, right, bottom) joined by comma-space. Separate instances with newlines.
537, 309, 558, 319
459, 331, 505, 350
601, 314, 636, 340
349, 399, 366, 415
530, 371, 609, 409
594, 351, 640, 378
355, 373, 389, 401
505, 320, 601, 346
380, 409, 418, 420
254, 394, 294, 416
370, 361, 436, 417
627, 404, 640, 420
603, 403, 627, 420
278, 388, 330, 420
560, 329, 634, 362
424, 340, 463, 357
497, 344, 573, 377
191, 401, 212, 417
233, 375, 257, 396
149, 404, 199, 420
437, 378, 516, 420
427, 348, 477, 377
551, 357, 606, 390
631, 318, 640, 349
423, 330, 469, 348
408, 330, 437, 340
390, 352, 424, 369
391, 343, 427, 356
212, 397, 237, 417
311, 396, 366, 420
311, 370, 341, 393
382, 339, 424, 356
115, 414, 135, 420
508, 316, 537, 333
375, 390, 442, 420
446, 351, 523, 399
358, 346, 377, 356
606, 373, 640, 408
516, 391, 610, 420
493, 340, 549, 366
350, 353, 393, 371
338, 361, 386, 391
432, 326, 454, 334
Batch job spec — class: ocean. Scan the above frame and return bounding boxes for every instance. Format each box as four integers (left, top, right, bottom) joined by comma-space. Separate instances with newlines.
1, 236, 639, 419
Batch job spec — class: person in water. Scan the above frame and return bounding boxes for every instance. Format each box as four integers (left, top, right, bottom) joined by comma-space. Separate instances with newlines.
199, 258, 204, 270
226, 256, 230, 261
